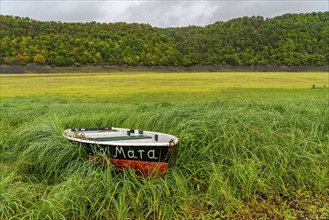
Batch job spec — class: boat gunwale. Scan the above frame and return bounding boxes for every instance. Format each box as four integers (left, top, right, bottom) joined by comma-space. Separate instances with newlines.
63, 127, 179, 147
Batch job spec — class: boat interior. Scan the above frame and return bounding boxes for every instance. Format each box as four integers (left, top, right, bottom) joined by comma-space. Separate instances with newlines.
65, 127, 177, 145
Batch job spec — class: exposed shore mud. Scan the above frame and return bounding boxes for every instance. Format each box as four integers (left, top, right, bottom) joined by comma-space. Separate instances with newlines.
1, 64, 328, 73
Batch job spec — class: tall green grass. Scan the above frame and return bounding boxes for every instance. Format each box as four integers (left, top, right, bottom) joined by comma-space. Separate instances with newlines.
1, 93, 328, 219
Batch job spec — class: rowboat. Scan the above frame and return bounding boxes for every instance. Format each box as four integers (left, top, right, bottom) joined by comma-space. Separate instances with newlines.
64, 127, 178, 175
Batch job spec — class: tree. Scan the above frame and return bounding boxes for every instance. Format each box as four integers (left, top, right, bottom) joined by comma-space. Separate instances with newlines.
33, 54, 46, 64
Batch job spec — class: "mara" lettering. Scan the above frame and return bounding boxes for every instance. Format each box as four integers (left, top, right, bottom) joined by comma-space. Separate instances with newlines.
112, 146, 158, 160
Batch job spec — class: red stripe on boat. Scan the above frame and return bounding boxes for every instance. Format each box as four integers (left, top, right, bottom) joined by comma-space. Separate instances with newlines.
111, 158, 168, 175
88, 156, 168, 175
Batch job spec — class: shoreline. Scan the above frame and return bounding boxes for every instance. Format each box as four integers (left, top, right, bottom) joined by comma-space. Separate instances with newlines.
1, 64, 328, 74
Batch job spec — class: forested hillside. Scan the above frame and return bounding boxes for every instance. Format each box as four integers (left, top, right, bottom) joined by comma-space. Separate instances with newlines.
0, 12, 328, 66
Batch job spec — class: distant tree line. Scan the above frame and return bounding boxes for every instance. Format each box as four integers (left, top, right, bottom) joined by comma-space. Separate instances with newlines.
0, 12, 328, 66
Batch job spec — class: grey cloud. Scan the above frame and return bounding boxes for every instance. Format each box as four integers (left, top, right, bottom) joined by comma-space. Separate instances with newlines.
210, 1, 328, 21
1, 1, 328, 27
121, 1, 328, 27
121, 1, 220, 27
1, 1, 108, 22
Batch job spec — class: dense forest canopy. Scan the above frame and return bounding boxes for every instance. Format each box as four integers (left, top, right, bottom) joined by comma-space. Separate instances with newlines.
0, 12, 328, 66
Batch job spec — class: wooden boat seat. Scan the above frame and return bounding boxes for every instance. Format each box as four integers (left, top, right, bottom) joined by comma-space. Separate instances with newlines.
88, 135, 153, 142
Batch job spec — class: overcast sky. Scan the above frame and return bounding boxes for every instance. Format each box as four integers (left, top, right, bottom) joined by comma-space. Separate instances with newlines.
0, 0, 328, 27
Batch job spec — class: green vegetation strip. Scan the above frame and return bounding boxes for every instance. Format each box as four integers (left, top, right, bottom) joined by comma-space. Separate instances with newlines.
88, 135, 152, 142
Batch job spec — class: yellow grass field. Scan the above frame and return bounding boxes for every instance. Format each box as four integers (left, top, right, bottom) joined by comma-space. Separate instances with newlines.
1, 72, 328, 101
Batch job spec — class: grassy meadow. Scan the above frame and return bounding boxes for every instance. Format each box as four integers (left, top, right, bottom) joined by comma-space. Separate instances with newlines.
0, 72, 328, 219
